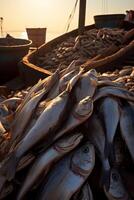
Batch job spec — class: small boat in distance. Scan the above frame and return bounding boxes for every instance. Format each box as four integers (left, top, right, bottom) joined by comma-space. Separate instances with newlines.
0, 34, 32, 84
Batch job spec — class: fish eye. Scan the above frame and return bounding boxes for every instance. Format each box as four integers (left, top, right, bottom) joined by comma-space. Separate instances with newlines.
83, 146, 89, 153
112, 173, 119, 182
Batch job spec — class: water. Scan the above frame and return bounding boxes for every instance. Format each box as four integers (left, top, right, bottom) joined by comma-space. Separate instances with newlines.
2, 30, 61, 42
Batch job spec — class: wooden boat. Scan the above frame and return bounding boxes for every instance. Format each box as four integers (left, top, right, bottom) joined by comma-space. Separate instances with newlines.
20, 24, 95, 85
0, 36, 32, 84
20, 23, 134, 86
94, 14, 125, 28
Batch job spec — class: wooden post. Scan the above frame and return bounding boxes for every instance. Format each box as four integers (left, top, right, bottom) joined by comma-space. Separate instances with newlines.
78, 0, 87, 35
0, 17, 3, 37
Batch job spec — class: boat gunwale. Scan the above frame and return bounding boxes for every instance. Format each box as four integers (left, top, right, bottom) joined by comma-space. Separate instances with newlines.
21, 24, 95, 76
0, 38, 32, 50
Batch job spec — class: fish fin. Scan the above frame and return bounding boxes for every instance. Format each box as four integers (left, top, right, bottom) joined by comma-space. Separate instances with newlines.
66, 82, 72, 92
66, 69, 83, 92
0, 152, 18, 181
100, 168, 111, 191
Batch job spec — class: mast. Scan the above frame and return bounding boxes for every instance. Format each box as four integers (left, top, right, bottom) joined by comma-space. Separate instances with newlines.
0, 17, 3, 37
78, 0, 87, 35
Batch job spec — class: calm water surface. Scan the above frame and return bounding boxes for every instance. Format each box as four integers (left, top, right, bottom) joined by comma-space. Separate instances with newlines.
2, 31, 61, 42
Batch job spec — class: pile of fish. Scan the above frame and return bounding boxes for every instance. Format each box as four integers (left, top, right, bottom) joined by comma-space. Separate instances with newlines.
0, 58, 134, 200
36, 28, 126, 72
98, 65, 134, 92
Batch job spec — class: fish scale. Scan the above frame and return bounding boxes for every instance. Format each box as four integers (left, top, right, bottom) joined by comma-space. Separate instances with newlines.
39, 142, 95, 200
0, 70, 83, 186
85, 112, 111, 190
17, 133, 83, 200
0, 36, 134, 200
99, 97, 120, 160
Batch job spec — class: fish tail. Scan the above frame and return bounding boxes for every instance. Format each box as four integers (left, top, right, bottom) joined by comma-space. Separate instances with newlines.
0, 152, 18, 181
100, 168, 111, 191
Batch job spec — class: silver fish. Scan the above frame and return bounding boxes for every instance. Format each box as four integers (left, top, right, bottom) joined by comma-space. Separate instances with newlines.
45, 69, 79, 102
119, 68, 132, 76
10, 89, 49, 146
99, 97, 120, 159
120, 102, 134, 162
16, 69, 59, 114
60, 60, 80, 77
34, 69, 82, 118
94, 86, 134, 102
39, 142, 95, 200
98, 74, 118, 81
0, 97, 22, 111
97, 80, 124, 88
17, 133, 83, 200
59, 69, 80, 93
0, 70, 82, 182
74, 69, 98, 102
85, 112, 111, 190
10, 70, 60, 145
104, 168, 131, 200
55, 96, 93, 141
36, 70, 80, 118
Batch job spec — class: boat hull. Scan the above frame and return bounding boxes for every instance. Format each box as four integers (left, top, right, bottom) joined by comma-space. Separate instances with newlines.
20, 25, 95, 85
0, 38, 32, 84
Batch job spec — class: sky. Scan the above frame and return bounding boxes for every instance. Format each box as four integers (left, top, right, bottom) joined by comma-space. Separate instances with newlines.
0, 0, 134, 35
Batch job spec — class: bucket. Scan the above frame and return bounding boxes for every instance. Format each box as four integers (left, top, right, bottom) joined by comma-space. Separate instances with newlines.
26, 28, 47, 47
94, 14, 125, 28
0, 38, 32, 84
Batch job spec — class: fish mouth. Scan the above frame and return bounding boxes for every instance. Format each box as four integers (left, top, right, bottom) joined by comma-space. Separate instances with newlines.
116, 195, 129, 200
72, 99, 93, 119
105, 187, 129, 200
72, 111, 91, 120
70, 161, 90, 177
54, 134, 83, 152
107, 193, 129, 200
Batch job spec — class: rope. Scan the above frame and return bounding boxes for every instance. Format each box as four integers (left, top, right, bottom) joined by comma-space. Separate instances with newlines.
65, 0, 79, 33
